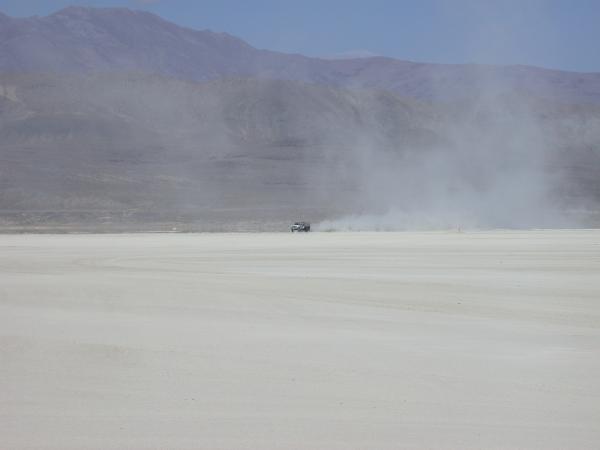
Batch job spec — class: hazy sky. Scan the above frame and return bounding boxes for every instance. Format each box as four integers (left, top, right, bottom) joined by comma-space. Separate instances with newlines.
2, 0, 599, 72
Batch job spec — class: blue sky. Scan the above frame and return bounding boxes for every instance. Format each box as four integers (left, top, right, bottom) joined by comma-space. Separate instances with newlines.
2, 0, 599, 72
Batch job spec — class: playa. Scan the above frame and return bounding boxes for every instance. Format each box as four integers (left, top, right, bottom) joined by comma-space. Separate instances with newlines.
1, 231, 599, 449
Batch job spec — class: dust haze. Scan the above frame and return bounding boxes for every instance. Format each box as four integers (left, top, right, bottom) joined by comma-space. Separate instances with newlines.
320, 86, 562, 230
319, 4, 587, 231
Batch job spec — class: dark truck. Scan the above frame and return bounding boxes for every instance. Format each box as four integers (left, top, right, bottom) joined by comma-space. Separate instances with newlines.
290, 222, 311, 232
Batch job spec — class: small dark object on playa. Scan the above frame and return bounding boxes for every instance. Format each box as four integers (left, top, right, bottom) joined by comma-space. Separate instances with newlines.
291, 222, 310, 232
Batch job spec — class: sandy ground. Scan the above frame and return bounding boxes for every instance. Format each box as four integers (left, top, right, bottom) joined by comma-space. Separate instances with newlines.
1, 231, 599, 449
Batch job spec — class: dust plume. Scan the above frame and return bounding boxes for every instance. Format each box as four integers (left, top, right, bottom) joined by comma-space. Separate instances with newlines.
317, 4, 583, 231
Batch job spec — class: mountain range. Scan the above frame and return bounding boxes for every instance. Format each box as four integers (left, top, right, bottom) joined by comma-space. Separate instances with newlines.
2, 6, 600, 103
1, 7, 599, 230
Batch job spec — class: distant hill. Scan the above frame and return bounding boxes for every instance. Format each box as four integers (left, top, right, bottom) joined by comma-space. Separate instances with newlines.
0, 73, 447, 228
1, 7, 600, 103
0, 73, 598, 230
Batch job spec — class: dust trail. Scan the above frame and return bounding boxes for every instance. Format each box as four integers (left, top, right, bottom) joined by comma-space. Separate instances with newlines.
317, 4, 578, 231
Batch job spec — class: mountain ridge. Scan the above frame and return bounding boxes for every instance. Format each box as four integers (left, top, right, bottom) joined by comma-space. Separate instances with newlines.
1, 6, 599, 103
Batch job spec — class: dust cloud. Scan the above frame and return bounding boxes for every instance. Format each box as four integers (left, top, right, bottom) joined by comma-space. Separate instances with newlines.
318, 5, 580, 231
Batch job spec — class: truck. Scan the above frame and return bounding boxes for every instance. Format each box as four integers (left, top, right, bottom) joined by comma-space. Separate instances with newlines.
290, 222, 311, 232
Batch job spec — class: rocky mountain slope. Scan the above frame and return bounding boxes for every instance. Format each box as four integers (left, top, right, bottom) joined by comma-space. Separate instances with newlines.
0, 73, 598, 230
0, 73, 443, 228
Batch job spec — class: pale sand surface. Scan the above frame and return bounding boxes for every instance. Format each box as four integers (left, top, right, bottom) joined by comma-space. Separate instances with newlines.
1, 231, 599, 449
